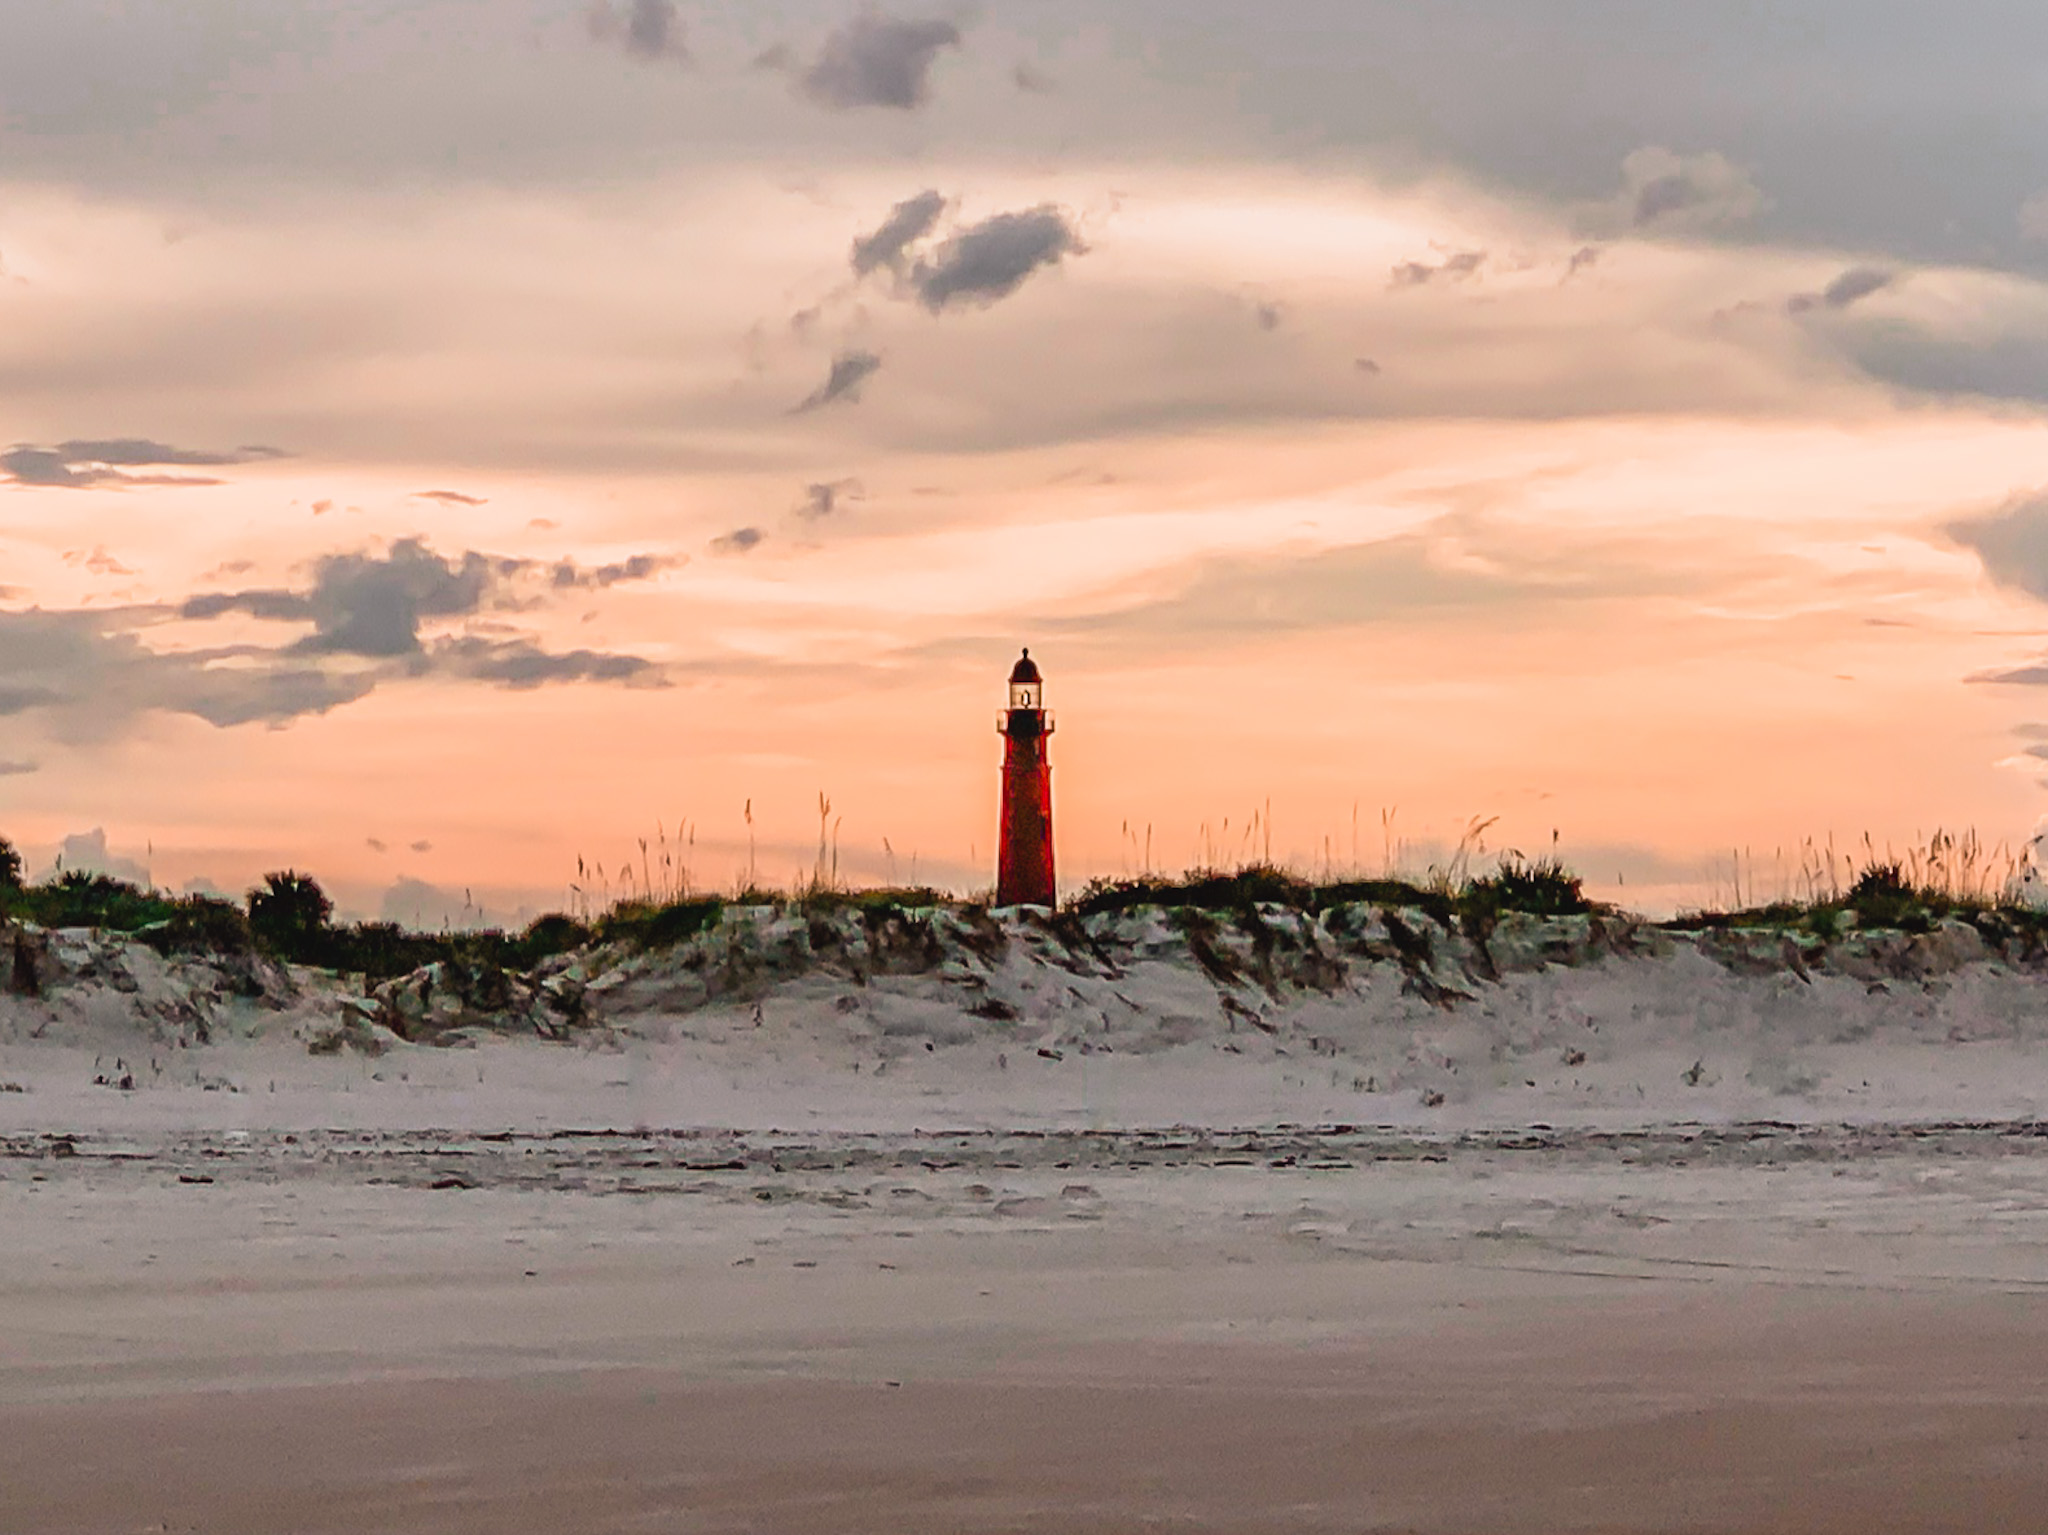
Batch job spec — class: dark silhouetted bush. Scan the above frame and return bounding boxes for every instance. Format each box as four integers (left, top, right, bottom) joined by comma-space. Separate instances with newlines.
22, 871, 176, 932
0, 836, 22, 892
1072, 865, 1312, 918
138, 896, 255, 957
1462, 854, 1591, 923
595, 897, 723, 950
247, 871, 334, 962
507, 913, 592, 969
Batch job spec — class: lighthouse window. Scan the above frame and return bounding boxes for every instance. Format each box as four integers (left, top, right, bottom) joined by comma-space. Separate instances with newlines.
1010, 682, 1041, 710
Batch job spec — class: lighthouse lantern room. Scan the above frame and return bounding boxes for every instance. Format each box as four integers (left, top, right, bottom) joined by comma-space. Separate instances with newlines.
996, 649, 1057, 908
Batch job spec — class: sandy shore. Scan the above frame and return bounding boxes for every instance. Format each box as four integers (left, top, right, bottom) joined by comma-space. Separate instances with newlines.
5, 1127, 2048, 1534
6, 1277, 2047, 1534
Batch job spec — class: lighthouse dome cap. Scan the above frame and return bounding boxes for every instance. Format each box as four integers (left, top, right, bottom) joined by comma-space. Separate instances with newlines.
1008, 648, 1042, 685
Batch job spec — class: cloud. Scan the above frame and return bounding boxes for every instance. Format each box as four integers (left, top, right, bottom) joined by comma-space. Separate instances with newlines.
435, 636, 665, 689
799, 14, 962, 111
63, 546, 134, 577
50, 827, 151, 885
588, 0, 685, 61
795, 349, 883, 412
1012, 61, 1056, 95
1949, 493, 2048, 601
0, 603, 381, 737
797, 479, 862, 520
548, 553, 678, 589
183, 540, 675, 655
414, 489, 487, 506
1, 439, 285, 490
0, 759, 35, 776
289, 540, 509, 659
0, 538, 671, 740
2022, 193, 2048, 244
1565, 245, 1602, 279
1602, 147, 1766, 234
851, 190, 948, 277
1788, 266, 1894, 314
1389, 250, 1486, 289
711, 527, 765, 555
910, 206, 1085, 312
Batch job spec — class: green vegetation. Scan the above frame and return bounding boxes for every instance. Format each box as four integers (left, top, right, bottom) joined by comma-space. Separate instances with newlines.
1663, 851, 2048, 940
4, 871, 182, 933
0, 851, 600, 982
592, 897, 720, 951
1071, 854, 1591, 929
4, 815, 2044, 985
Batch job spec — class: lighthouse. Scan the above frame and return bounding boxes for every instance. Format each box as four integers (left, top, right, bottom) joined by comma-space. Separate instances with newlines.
996, 649, 1057, 908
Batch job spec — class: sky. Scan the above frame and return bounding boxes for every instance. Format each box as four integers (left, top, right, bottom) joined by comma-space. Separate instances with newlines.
6, 1, 2048, 921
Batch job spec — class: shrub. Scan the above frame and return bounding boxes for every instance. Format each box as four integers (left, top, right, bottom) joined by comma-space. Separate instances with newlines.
0, 836, 22, 892
25, 871, 176, 932
247, 871, 334, 962
507, 913, 593, 969
1461, 854, 1591, 922
138, 896, 255, 957
594, 897, 722, 950
1072, 866, 1311, 917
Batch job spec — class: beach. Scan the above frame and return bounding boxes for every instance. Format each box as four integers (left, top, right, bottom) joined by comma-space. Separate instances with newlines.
6, 1115, 2047, 1532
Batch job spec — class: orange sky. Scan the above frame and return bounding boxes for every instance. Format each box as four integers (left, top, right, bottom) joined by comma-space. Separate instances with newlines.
6, 6, 2048, 920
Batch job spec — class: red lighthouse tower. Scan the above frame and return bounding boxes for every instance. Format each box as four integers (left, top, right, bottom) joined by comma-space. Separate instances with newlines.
996, 649, 1057, 908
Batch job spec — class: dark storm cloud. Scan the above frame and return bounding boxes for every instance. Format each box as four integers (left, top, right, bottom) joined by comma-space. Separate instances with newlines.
588, 0, 685, 61
2, 439, 286, 489
794, 349, 883, 412
851, 190, 948, 277
1788, 266, 1894, 314
798, 14, 962, 111
909, 206, 1085, 312
1948, 494, 2048, 602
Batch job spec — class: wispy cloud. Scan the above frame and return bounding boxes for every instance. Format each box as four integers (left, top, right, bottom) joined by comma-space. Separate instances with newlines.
851, 190, 948, 277
794, 349, 883, 412
2, 439, 287, 490
587, 0, 685, 62
1389, 250, 1485, 289
711, 527, 765, 556
797, 14, 962, 111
